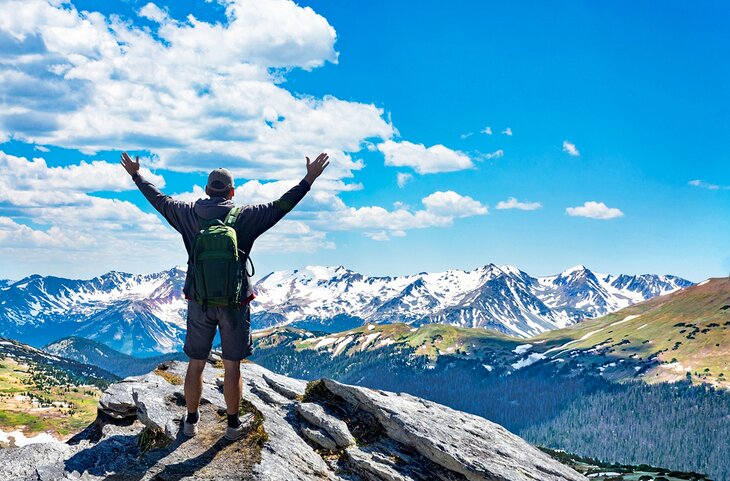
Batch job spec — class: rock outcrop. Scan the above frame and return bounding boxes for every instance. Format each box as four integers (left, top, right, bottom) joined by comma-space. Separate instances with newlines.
0, 360, 586, 481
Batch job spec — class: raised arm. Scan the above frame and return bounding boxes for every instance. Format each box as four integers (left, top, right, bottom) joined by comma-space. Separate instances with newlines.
120, 152, 191, 233
245, 152, 330, 238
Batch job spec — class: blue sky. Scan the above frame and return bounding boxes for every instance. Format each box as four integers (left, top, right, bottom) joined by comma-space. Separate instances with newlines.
0, 0, 727, 282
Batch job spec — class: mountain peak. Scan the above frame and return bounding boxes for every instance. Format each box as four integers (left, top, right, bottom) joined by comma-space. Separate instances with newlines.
561, 264, 589, 275
498, 264, 523, 276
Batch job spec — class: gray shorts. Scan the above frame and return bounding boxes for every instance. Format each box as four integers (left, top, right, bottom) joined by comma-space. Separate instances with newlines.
183, 300, 253, 361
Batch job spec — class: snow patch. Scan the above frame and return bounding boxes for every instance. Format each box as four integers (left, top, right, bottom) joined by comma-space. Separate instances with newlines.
332, 336, 353, 356
610, 314, 640, 326
314, 337, 337, 349
511, 352, 546, 370
513, 344, 533, 355
0, 429, 59, 447
359, 333, 381, 351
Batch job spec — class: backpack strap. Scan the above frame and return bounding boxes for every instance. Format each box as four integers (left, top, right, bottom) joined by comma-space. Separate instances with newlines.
224, 206, 241, 227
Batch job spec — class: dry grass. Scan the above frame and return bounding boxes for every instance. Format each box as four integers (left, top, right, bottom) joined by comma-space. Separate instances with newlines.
153, 368, 183, 385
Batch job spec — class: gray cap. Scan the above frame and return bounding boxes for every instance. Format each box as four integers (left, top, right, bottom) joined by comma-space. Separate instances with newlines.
206, 168, 234, 195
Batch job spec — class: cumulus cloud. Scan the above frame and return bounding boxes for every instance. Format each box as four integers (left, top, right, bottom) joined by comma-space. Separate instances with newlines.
396, 172, 413, 188
495, 197, 542, 211
0, 151, 165, 194
566, 201, 623, 220
501, 128, 512, 136
562, 140, 580, 156
0, 151, 180, 276
481, 126, 492, 135
0, 0, 392, 182
689, 179, 729, 190
0, 1, 491, 271
421, 191, 487, 217
378, 140, 473, 174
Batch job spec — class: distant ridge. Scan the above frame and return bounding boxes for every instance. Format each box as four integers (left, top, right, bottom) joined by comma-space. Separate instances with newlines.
43, 336, 187, 378
252, 264, 692, 337
0, 264, 692, 356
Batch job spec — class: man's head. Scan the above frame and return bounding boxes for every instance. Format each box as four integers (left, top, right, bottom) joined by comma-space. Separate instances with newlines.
206, 168, 235, 199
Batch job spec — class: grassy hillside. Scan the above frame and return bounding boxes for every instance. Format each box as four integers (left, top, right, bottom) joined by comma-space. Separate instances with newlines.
254, 277, 729, 389
532, 277, 730, 388
0, 338, 117, 443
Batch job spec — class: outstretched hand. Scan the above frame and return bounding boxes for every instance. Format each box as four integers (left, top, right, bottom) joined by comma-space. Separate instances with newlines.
120, 152, 140, 177
304, 152, 330, 186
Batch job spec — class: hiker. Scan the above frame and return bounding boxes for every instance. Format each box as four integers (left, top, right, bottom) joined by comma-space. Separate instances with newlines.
120, 151, 329, 441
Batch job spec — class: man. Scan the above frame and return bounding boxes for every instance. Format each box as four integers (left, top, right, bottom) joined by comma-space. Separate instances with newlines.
120, 151, 329, 441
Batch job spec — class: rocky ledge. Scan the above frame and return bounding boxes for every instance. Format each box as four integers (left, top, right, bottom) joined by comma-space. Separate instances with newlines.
0, 360, 586, 481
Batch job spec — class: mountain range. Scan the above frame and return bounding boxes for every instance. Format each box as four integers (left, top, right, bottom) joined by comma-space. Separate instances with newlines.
0, 264, 692, 356
251, 277, 730, 389
252, 264, 692, 336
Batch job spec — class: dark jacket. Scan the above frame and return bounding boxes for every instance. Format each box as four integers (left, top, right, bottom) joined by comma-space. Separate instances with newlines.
132, 172, 310, 301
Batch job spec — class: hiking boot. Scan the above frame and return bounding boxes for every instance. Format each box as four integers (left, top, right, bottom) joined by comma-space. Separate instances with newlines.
183, 413, 198, 437
224, 413, 254, 442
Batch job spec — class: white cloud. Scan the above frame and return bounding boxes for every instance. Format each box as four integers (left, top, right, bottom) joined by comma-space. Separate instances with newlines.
0, 1, 490, 270
0, 151, 165, 195
495, 197, 542, 211
566, 201, 623, 220
139, 2, 171, 23
297, 190, 487, 240
378, 140, 473, 174
0, 151, 180, 277
562, 140, 580, 156
460, 132, 473, 139
0, 0, 393, 182
421, 191, 487, 217
396, 172, 413, 188
689, 179, 729, 190
481, 126, 492, 135
501, 128, 512, 136
139, 3, 170, 23
364, 231, 390, 241
479, 149, 504, 161
34, 145, 50, 152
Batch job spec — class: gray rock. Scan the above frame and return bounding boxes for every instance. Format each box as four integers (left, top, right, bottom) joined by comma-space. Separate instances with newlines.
241, 364, 340, 481
322, 379, 585, 481
98, 372, 180, 419
1, 361, 584, 481
295, 402, 355, 448
0, 440, 81, 481
344, 446, 417, 481
262, 371, 306, 399
133, 388, 180, 439
300, 425, 339, 451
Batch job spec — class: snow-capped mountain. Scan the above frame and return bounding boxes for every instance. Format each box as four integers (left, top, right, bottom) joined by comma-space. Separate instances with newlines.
0, 267, 187, 356
252, 264, 693, 337
0, 264, 692, 356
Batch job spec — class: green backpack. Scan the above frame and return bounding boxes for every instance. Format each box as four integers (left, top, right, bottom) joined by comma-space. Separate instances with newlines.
191, 207, 252, 307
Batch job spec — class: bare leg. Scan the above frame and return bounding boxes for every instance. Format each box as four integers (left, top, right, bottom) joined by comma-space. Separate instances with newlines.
184, 359, 207, 414
223, 359, 242, 416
